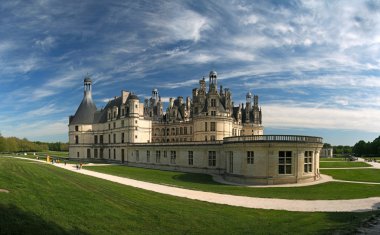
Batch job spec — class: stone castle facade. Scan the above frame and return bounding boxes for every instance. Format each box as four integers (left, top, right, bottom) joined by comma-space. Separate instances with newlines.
69, 71, 323, 185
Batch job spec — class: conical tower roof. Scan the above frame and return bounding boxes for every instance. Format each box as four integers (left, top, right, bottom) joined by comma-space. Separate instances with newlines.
70, 77, 97, 125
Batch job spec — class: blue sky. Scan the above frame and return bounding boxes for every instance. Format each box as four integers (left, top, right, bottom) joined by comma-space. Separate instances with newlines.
0, 0, 379, 145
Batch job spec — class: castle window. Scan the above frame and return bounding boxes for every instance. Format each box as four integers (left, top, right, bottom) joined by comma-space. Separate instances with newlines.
121, 133, 125, 143
113, 134, 116, 143
75, 126, 78, 131
247, 151, 254, 164
135, 150, 139, 162
77, 152, 80, 158
94, 149, 98, 158
205, 136, 208, 141
108, 134, 111, 143
210, 135, 215, 141
94, 135, 98, 144
121, 120, 124, 127
205, 122, 208, 131
180, 127, 183, 135
210, 122, 216, 131
211, 99, 216, 107
228, 151, 233, 173
122, 109, 125, 116
211, 111, 216, 116
113, 122, 116, 129
208, 151, 216, 167
147, 150, 150, 162
108, 123, 111, 130
170, 151, 176, 164
190, 126, 193, 134
156, 151, 161, 163
304, 151, 313, 173
164, 151, 167, 158
113, 149, 116, 159
188, 151, 193, 165
279, 151, 292, 174
176, 128, 179, 135
108, 149, 111, 159
100, 135, 103, 144
75, 135, 79, 144
87, 149, 91, 158
184, 127, 188, 135
100, 148, 104, 158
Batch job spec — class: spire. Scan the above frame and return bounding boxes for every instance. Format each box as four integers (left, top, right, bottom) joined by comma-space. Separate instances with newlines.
69, 75, 97, 125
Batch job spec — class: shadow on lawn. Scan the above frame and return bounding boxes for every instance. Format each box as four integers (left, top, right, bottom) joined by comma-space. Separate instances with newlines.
0, 204, 88, 235
171, 173, 222, 185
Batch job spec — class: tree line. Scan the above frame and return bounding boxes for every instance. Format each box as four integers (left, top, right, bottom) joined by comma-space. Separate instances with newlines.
323, 143, 352, 155
352, 136, 380, 157
0, 135, 68, 153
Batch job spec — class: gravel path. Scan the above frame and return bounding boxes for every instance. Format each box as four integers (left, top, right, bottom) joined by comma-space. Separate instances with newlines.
6, 156, 380, 212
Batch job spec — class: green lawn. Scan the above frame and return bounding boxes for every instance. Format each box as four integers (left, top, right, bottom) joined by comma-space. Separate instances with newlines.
84, 165, 380, 200
320, 158, 345, 161
1, 157, 376, 234
321, 169, 380, 183
37, 151, 69, 158
320, 161, 371, 168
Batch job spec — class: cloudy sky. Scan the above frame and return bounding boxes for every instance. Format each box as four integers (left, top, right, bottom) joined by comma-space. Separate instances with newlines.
0, 0, 379, 145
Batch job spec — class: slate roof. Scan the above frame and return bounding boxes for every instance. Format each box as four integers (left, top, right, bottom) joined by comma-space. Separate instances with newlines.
70, 92, 97, 125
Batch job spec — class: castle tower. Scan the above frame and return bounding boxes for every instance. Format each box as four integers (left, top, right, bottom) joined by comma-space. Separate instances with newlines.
69, 76, 97, 125
245, 91, 252, 123
209, 70, 217, 92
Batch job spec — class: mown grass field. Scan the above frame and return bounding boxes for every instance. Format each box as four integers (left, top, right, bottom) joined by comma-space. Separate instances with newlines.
320, 158, 345, 161
1, 157, 377, 235
320, 161, 371, 168
84, 165, 380, 200
321, 169, 380, 183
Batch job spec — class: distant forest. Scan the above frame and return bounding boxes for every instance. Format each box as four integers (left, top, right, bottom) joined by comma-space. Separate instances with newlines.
352, 136, 380, 157
0, 134, 68, 153
323, 136, 380, 157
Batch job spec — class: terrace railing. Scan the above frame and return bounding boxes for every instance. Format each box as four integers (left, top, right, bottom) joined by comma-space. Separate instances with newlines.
223, 135, 323, 143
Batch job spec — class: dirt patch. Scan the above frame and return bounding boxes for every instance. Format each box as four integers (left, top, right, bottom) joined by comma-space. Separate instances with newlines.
0, 189, 9, 193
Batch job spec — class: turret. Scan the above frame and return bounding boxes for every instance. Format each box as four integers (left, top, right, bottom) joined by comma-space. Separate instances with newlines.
209, 70, 217, 92
69, 76, 97, 125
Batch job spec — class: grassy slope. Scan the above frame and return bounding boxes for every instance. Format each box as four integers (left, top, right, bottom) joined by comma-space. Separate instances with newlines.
84, 165, 380, 200
320, 161, 371, 168
0, 157, 375, 235
321, 169, 380, 183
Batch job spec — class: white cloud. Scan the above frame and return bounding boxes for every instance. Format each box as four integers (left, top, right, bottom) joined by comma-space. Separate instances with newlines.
146, 5, 211, 43
264, 104, 380, 133
35, 36, 55, 51
242, 14, 258, 25
2, 119, 68, 139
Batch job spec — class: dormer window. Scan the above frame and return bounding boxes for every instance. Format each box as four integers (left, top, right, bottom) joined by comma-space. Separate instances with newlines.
211, 99, 216, 107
